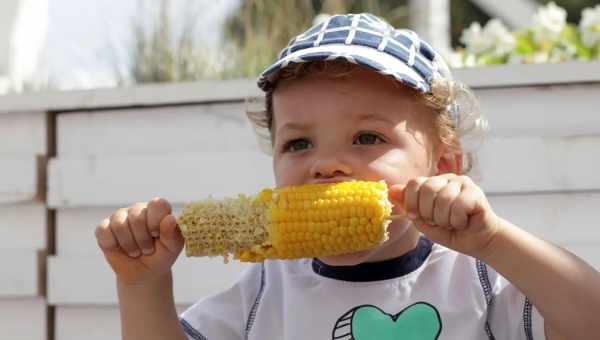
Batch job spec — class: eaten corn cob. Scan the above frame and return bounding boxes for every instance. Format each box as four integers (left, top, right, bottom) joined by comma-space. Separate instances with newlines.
177, 180, 392, 263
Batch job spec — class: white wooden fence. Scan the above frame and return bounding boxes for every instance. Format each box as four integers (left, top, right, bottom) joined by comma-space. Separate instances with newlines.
1, 62, 599, 340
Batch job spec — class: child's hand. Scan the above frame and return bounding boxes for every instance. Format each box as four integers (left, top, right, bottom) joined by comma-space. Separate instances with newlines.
94, 197, 184, 285
390, 174, 501, 258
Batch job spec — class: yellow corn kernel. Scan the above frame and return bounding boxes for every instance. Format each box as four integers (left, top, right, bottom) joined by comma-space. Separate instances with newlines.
177, 180, 392, 263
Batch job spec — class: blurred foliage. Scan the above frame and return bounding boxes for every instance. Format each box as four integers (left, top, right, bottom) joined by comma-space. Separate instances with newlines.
129, 0, 177, 82
125, 0, 233, 83
451, 1, 600, 67
450, 0, 600, 46
126, 0, 600, 83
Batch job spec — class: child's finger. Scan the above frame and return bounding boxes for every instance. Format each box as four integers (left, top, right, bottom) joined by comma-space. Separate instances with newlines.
158, 214, 184, 254
95, 218, 120, 253
109, 209, 143, 257
432, 180, 462, 227
417, 177, 449, 223
450, 186, 482, 229
404, 177, 427, 219
147, 197, 172, 238
127, 204, 155, 256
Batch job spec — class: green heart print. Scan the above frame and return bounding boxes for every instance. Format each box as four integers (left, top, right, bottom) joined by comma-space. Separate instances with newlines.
333, 303, 441, 340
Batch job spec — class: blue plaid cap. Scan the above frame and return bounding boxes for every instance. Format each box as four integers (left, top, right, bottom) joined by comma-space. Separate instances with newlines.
257, 13, 452, 94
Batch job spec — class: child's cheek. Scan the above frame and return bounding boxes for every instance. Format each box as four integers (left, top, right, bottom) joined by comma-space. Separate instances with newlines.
365, 151, 431, 186
273, 156, 304, 187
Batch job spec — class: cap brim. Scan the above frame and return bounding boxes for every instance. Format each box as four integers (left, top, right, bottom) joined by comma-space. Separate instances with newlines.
258, 43, 431, 93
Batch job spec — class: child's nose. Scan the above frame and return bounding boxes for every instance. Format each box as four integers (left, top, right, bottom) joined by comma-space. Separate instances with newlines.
310, 156, 353, 179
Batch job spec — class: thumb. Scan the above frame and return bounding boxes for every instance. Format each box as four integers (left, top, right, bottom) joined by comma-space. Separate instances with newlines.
158, 214, 184, 254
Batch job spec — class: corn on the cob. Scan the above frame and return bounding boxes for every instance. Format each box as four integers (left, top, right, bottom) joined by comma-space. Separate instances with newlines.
177, 180, 392, 263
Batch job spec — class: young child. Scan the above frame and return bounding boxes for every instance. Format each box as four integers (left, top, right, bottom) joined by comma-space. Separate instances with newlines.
95, 13, 600, 340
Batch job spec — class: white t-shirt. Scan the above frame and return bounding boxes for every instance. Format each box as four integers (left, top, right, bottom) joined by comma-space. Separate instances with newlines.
179, 237, 545, 340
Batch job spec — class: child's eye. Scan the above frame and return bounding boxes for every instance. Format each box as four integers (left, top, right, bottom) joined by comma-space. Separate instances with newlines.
283, 138, 313, 152
353, 132, 385, 145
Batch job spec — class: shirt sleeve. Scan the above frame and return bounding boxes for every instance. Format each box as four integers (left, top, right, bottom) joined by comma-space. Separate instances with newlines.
178, 263, 264, 340
481, 261, 546, 340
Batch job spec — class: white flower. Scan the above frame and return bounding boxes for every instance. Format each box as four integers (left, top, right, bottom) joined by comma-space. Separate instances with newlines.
579, 5, 600, 48
532, 2, 567, 43
484, 19, 516, 56
460, 20, 515, 57
460, 22, 492, 54
549, 48, 570, 62
460, 22, 490, 53
464, 54, 477, 67
532, 51, 550, 63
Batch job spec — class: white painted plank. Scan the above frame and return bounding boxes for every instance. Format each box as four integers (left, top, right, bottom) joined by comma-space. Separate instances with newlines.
55, 307, 121, 340
47, 136, 599, 208
0, 79, 260, 114
47, 242, 599, 307
56, 207, 119, 256
478, 84, 600, 137
0, 111, 46, 154
55, 305, 189, 340
47, 151, 274, 208
0, 157, 39, 204
0, 249, 39, 297
0, 203, 46, 250
1, 63, 599, 114
53, 85, 600, 158
0, 297, 46, 340
48, 194, 600, 305
54, 190, 600, 256
488, 192, 600, 244
48, 253, 251, 305
478, 136, 600, 193
454, 61, 600, 87
57, 103, 260, 156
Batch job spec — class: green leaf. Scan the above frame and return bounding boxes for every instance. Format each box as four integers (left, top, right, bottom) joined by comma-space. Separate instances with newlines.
560, 24, 593, 59
513, 30, 535, 55
477, 54, 506, 65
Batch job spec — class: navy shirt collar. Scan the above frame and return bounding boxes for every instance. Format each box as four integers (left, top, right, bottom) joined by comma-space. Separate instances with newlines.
311, 237, 433, 282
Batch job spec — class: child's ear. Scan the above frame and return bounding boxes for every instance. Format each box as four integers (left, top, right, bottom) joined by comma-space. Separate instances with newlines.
435, 145, 462, 175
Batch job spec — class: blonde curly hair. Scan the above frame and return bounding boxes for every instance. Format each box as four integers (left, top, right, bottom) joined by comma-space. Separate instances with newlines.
246, 60, 489, 178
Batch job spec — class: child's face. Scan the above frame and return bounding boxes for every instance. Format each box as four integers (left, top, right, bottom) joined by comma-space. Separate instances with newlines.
271, 67, 447, 265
